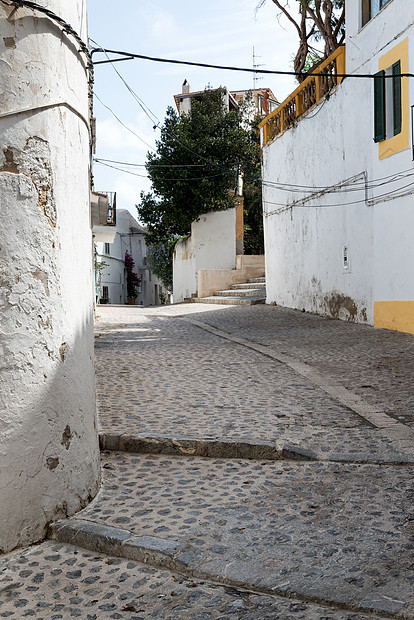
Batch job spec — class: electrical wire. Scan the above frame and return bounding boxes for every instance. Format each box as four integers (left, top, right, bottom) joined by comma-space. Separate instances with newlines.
263, 179, 414, 212
262, 168, 414, 190
1, 0, 90, 62
90, 47, 414, 79
93, 92, 157, 153
94, 157, 219, 168
95, 154, 414, 195
94, 159, 229, 181
89, 37, 159, 127
89, 39, 231, 170
262, 170, 414, 194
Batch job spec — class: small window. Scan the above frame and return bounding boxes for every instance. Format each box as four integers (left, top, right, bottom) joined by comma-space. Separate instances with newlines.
362, 0, 392, 26
374, 61, 401, 143
104, 243, 110, 255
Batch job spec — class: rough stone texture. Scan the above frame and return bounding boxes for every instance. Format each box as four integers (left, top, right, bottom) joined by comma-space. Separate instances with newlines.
176, 304, 414, 428
95, 306, 412, 463
0, 541, 387, 619
0, 1, 100, 553
70, 451, 414, 618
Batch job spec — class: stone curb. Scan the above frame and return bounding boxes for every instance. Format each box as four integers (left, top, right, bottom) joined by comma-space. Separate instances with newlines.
48, 519, 180, 570
48, 518, 408, 619
99, 432, 414, 465
99, 433, 316, 461
180, 318, 414, 461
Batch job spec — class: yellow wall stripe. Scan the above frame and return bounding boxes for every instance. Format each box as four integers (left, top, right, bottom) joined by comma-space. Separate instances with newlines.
374, 300, 414, 334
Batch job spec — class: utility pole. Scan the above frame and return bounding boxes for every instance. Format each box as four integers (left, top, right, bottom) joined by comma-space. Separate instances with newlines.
0, 0, 100, 553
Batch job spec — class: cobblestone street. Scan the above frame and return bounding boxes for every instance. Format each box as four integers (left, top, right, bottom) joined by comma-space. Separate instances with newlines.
1, 303, 414, 619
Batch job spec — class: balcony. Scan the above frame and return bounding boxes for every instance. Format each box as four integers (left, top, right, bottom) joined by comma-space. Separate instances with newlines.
259, 46, 345, 146
91, 191, 117, 243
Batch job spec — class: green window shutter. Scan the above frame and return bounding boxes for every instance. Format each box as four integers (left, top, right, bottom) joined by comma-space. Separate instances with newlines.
374, 70, 386, 143
392, 60, 402, 136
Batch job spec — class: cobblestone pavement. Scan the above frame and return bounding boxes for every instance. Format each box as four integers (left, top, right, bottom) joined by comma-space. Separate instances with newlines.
166, 304, 414, 429
1, 303, 414, 619
78, 452, 414, 617
95, 306, 413, 463
0, 541, 385, 619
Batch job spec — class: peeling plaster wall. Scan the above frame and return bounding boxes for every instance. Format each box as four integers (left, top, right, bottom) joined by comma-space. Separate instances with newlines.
262, 8, 414, 326
0, 1, 100, 553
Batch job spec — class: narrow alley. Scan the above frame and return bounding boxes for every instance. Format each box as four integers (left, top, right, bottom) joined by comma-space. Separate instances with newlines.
1, 303, 414, 619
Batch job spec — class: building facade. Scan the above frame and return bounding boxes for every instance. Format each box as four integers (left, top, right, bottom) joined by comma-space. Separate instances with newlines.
260, 0, 414, 334
95, 210, 168, 306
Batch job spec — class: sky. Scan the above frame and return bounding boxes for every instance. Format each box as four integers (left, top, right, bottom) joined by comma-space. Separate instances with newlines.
87, 0, 299, 218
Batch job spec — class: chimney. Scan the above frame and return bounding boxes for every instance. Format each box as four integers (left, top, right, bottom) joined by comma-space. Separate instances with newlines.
182, 79, 190, 94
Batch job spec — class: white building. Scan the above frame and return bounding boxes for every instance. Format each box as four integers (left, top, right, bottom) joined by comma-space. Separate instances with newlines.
260, 0, 414, 335
174, 81, 278, 119
95, 209, 168, 306
0, 0, 100, 553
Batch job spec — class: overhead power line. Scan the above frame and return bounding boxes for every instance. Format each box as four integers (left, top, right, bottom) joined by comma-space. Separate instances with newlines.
94, 159, 229, 181
93, 92, 157, 152
95, 157, 218, 168
264, 180, 414, 213
89, 37, 160, 127
90, 47, 414, 79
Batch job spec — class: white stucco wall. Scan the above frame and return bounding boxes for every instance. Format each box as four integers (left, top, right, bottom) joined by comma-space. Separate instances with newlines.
96, 210, 165, 306
0, 1, 100, 553
262, 1, 414, 325
173, 207, 237, 302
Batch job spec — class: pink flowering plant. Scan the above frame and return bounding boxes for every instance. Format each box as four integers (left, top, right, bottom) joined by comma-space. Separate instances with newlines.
125, 252, 141, 298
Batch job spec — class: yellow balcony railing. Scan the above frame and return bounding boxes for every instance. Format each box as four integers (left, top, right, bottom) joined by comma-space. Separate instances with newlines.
259, 45, 346, 146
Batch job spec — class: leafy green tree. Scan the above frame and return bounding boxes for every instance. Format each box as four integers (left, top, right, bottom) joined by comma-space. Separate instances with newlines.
146, 240, 175, 291
137, 89, 260, 244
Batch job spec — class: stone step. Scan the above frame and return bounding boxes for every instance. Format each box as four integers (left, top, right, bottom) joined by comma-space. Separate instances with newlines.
231, 282, 266, 290
249, 276, 266, 283
215, 288, 266, 297
192, 295, 266, 305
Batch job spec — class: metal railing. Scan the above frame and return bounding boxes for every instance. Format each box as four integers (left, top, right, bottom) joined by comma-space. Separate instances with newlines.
259, 46, 346, 146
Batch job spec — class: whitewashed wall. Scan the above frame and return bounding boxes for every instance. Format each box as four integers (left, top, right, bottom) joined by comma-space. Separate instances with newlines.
262, 0, 414, 326
0, 0, 100, 553
173, 207, 237, 303
96, 210, 165, 306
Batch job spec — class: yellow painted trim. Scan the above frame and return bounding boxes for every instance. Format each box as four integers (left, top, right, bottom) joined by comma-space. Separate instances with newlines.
258, 46, 345, 131
374, 300, 414, 334
378, 38, 409, 160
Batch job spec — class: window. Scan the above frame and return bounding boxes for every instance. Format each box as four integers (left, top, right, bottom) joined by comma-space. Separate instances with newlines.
374, 61, 402, 143
362, 0, 392, 26
104, 242, 110, 255
102, 286, 109, 301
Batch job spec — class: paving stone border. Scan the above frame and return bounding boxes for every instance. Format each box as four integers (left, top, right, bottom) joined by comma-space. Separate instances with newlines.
99, 432, 414, 465
48, 517, 413, 619
181, 317, 414, 461
0, 540, 388, 620
99, 433, 317, 461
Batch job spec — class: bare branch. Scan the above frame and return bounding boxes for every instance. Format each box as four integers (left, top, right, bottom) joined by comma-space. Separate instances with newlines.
269, 0, 303, 38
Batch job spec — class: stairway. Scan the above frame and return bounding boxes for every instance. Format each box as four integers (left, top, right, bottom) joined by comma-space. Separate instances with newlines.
190, 276, 266, 305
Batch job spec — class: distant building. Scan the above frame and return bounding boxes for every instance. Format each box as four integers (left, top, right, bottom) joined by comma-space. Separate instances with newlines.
95, 209, 169, 306
174, 80, 278, 118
